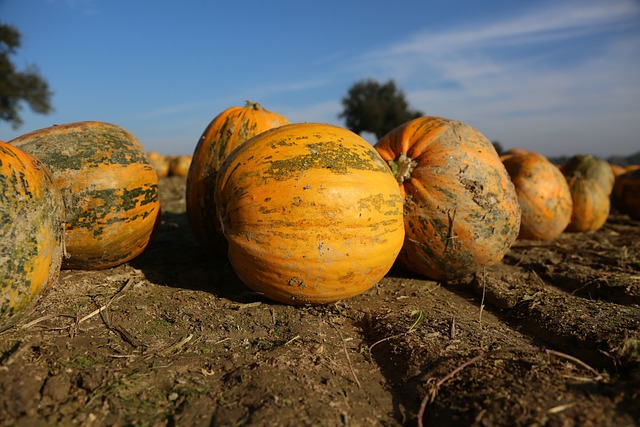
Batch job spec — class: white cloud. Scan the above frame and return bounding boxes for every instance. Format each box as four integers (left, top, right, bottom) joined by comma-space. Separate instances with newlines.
345, 0, 640, 156
367, 0, 639, 57
47, 0, 98, 15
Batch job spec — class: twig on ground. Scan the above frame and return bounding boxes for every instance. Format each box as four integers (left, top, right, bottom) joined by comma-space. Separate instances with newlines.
78, 278, 135, 324
416, 346, 603, 427
368, 332, 406, 362
478, 268, 487, 324
20, 314, 76, 330
160, 334, 194, 356
284, 335, 301, 346
368, 310, 427, 362
329, 316, 361, 388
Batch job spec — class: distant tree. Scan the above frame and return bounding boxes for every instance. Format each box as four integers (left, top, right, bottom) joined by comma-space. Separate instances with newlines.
624, 151, 640, 165
491, 140, 504, 155
339, 79, 423, 139
0, 23, 53, 129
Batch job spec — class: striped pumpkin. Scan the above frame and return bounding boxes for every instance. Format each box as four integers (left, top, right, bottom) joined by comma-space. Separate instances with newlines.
216, 123, 405, 304
374, 116, 520, 280
187, 101, 290, 255
10, 121, 160, 270
1, 141, 65, 330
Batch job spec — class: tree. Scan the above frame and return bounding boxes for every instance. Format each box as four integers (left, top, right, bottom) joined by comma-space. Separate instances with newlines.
491, 140, 504, 155
0, 23, 53, 129
339, 79, 423, 139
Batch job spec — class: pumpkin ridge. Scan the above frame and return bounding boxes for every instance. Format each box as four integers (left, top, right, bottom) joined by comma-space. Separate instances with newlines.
405, 117, 448, 157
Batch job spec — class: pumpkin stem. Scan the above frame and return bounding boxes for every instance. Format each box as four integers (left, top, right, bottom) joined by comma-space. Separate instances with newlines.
389, 153, 417, 185
244, 100, 264, 111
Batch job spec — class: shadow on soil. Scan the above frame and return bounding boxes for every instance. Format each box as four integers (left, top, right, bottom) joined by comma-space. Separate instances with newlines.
130, 212, 255, 304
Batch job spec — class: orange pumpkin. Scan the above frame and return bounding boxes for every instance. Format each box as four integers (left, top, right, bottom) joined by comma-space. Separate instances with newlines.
169, 155, 192, 177
500, 147, 531, 158
610, 163, 627, 178
374, 116, 520, 280
1, 141, 65, 330
564, 175, 610, 232
147, 151, 170, 178
186, 101, 290, 255
561, 154, 614, 196
501, 149, 573, 240
215, 123, 405, 305
615, 167, 640, 220
613, 164, 640, 211
10, 121, 160, 270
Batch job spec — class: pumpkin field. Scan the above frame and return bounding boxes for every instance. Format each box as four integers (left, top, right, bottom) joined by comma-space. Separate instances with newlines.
1, 108, 639, 426
0, 174, 638, 426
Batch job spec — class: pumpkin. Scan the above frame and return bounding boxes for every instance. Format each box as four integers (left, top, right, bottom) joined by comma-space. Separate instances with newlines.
610, 163, 627, 178
500, 147, 530, 158
374, 116, 520, 280
186, 100, 290, 255
10, 121, 160, 270
1, 141, 65, 330
615, 167, 640, 220
147, 151, 170, 178
613, 164, 640, 211
501, 149, 573, 240
169, 154, 192, 177
215, 123, 405, 305
561, 154, 614, 196
564, 175, 610, 232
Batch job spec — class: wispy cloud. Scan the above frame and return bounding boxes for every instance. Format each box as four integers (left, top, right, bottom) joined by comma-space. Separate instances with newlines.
47, 0, 98, 15
345, 0, 640, 155
365, 0, 639, 58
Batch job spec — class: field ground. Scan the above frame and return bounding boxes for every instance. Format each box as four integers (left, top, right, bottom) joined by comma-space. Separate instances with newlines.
1, 176, 639, 426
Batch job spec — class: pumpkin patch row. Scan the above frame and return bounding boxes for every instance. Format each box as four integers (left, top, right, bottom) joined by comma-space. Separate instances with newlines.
2, 101, 637, 328
188, 105, 522, 303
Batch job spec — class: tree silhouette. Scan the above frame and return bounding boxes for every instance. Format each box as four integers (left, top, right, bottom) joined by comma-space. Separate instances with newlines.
0, 23, 53, 129
339, 79, 423, 140
491, 140, 504, 155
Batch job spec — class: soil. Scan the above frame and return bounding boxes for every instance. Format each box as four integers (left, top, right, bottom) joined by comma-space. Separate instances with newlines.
1, 176, 639, 427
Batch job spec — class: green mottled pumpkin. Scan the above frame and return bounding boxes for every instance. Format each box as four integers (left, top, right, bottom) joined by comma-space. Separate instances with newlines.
215, 123, 405, 305
1, 141, 65, 330
374, 116, 520, 280
187, 101, 290, 256
10, 121, 160, 270
561, 154, 614, 196
564, 175, 610, 232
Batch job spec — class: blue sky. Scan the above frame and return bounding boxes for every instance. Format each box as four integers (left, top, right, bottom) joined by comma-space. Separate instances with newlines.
1, 0, 639, 157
